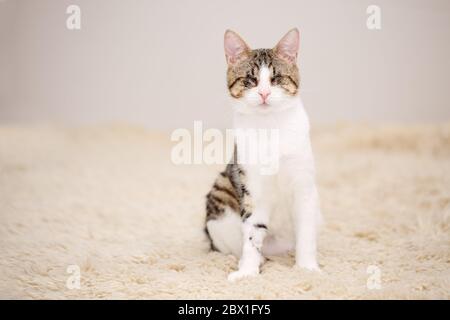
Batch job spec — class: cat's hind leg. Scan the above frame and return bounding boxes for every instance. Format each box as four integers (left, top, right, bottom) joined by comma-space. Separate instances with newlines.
205, 172, 243, 257
205, 207, 242, 257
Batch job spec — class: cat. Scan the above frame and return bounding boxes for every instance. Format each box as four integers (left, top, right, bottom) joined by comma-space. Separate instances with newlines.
205, 28, 322, 281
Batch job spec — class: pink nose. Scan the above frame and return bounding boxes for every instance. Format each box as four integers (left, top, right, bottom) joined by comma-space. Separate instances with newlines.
258, 90, 271, 102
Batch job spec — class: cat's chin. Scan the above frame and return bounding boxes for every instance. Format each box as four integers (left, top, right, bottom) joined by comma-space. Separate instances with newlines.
253, 105, 281, 114
231, 100, 298, 115
232, 105, 271, 115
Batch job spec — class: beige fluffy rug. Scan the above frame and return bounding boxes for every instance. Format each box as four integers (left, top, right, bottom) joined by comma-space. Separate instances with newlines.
0, 123, 449, 299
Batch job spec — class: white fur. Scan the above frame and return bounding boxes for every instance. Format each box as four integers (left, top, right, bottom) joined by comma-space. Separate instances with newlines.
227, 65, 322, 281
206, 208, 242, 257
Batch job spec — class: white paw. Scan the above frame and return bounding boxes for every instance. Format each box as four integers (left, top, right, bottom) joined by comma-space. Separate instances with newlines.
227, 268, 259, 282
295, 261, 321, 272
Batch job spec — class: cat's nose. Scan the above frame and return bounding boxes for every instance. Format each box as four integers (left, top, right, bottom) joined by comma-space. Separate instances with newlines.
258, 90, 271, 102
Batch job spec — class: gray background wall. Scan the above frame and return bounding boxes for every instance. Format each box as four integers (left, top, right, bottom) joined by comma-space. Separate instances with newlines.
1, 0, 449, 130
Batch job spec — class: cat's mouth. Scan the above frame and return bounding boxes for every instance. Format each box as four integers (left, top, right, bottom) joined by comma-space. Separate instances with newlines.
255, 102, 274, 113
259, 102, 270, 108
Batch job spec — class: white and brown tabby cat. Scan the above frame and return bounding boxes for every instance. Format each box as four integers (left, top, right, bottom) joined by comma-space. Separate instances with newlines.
205, 28, 322, 281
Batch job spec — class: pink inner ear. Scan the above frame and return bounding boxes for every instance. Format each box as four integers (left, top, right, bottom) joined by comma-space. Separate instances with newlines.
275, 29, 299, 62
224, 30, 248, 65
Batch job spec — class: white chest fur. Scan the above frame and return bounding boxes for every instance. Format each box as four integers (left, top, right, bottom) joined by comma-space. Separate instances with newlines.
232, 96, 316, 242
233, 96, 311, 158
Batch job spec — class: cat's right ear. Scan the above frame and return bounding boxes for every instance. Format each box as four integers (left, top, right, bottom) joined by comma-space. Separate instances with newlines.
224, 30, 250, 66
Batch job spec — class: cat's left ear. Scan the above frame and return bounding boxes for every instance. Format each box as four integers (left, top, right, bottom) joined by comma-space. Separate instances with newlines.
274, 28, 300, 63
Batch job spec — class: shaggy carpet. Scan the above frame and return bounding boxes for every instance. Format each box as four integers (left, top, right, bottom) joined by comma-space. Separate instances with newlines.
0, 123, 449, 299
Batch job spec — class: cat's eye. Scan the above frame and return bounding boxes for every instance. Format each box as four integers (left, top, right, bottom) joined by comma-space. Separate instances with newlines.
243, 76, 257, 88
271, 75, 283, 85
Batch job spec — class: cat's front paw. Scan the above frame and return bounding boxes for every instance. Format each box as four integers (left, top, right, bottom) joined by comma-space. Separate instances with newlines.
227, 268, 259, 282
295, 260, 321, 272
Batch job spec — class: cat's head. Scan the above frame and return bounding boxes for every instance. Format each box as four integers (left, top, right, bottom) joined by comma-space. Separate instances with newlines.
224, 28, 300, 114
